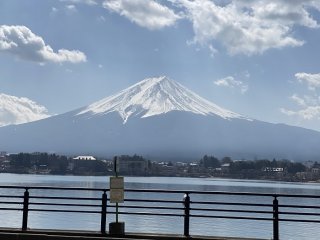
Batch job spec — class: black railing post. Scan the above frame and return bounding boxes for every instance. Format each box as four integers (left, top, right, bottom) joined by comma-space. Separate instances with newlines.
183, 192, 190, 237
22, 188, 29, 231
101, 190, 107, 234
273, 196, 279, 240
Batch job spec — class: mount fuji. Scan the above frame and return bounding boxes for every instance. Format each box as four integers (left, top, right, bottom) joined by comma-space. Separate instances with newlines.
0, 76, 320, 161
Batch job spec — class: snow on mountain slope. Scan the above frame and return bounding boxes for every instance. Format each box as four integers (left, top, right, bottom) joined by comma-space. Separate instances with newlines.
77, 76, 249, 123
0, 93, 50, 127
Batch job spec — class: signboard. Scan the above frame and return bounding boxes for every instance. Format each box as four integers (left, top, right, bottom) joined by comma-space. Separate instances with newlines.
110, 176, 124, 189
110, 176, 124, 203
110, 189, 124, 203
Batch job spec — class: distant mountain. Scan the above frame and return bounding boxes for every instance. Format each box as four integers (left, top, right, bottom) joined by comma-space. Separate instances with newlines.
0, 76, 319, 161
0, 93, 50, 127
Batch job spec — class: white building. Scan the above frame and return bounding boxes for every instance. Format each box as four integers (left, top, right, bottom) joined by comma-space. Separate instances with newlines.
73, 156, 96, 161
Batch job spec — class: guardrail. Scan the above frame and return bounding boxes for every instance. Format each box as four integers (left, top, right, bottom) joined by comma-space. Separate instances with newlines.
0, 186, 320, 239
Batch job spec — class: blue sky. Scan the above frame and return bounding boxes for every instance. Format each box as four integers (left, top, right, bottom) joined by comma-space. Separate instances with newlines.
1, 0, 320, 131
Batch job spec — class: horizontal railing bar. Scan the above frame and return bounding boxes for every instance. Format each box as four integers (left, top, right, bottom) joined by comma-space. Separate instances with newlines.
280, 204, 320, 209
124, 189, 320, 199
109, 206, 272, 214
0, 186, 27, 189
191, 201, 273, 207
114, 205, 184, 211
28, 208, 101, 214
30, 196, 100, 201
0, 195, 24, 199
279, 218, 320, 223
125, 189, 276, 196
116, 199, 183, 204
1, 186, 320, 199
190, 214, 272, 221
0, 207, 22, 211
191, 208, 273, 214
109, 211, 183, 217
0, 201, 22, 205
0, 186, 106, 191
279, 211, 320, 216
29, 202, 101, 207
24, 204, 320, 218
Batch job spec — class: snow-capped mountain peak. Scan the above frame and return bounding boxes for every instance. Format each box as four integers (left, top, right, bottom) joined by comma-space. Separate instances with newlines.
77, 76, 248, 123
1, 77, 320, 161
0, 93, 50, 127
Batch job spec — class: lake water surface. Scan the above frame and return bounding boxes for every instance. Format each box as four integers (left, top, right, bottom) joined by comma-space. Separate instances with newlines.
1, 174, 320, 239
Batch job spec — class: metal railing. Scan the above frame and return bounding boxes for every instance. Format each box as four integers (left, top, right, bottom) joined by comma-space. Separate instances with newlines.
0, 186, 320, 239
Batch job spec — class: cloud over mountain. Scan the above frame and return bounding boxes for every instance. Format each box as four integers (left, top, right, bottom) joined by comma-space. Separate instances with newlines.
0, 93, 50, 127
281, 72, 320, 120
295, 72, 320, 90
60, 0, 97, 5
103, 0, 180, 30
172, 0, 319, 55
214, 76, 248, 94
0, 25, 87, 64
62, 0, 320, 56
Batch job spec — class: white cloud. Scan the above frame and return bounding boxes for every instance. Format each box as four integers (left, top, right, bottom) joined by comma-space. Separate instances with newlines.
0, 93, 50, 127
51, 7, 58, 14
214, 76, 235, 87
245, 0, 319, 28
0, 25, 87, 64
243, 71, 250, 79
171, 0, 319, 55
281, 106, 320, 120
295, 72, 320, 90
97, 15, 106, 22
60, 0, 97, 5
240, 85, 249, 94
103, 0, 180, 30
66, 4, 77, 12
214, 76, 248, 94
99, 0, 319, 55
290, 94, 306, 107
311, 1, 320, 11
282, 72, 320, 120
208, 44, 218, 57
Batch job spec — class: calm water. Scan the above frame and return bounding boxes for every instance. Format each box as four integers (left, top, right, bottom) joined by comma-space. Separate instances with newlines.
1, 174, 320, 239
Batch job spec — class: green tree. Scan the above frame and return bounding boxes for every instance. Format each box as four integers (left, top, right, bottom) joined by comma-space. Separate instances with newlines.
200, 155, 220, 168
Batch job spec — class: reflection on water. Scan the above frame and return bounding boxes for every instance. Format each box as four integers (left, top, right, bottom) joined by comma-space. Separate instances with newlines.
0, 174, 320, 239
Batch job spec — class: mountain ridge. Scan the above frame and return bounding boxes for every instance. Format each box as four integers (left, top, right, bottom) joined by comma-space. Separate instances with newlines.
0, 76, 319, 161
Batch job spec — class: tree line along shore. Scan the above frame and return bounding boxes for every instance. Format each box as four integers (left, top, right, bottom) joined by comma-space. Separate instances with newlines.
0, 152, 319, 182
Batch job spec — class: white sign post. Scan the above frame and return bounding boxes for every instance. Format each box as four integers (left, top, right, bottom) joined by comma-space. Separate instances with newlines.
110, 156, 124, 227
109, 156, 125, 235
110, 176, 124, 203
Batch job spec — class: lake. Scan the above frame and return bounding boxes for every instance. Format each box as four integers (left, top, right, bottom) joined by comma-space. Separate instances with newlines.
0, 174, 320, 239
